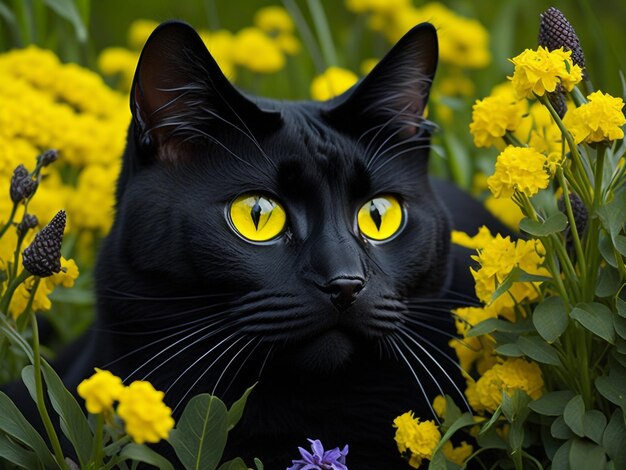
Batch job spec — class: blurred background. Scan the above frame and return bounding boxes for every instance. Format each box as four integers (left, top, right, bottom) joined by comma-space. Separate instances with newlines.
0, 0, 624, 380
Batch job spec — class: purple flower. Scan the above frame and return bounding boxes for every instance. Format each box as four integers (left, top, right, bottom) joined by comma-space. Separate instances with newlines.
287, 439, 349, 470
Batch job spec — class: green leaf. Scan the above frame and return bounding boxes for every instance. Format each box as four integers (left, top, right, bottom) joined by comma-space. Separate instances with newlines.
479, 404, 503, 435
427, 449, 447, 470
563, 396, 585, 437
569, 438, 607, 470
494, 343, 523, 357
528, 390, 576, 416
596, 267, 622, 297
466, 317, 534, 337
119, 443, 174, 470
0, 392, 57, 469
533, 296, 569, 343
43, 0, 87, 42
597, 187, 626, 238
520, 212, 568, 236
217, 458, 249, 470
517, 335, 561, 366
614, 316, 626, 341
227, 384, 255, 431
570, 303, 616, 343
551, 416, 575, 440
476, 425, 507, 450
443, 132, 472, 190
603, 410, 626, 468
618, 297, 626, 318
595, 375, 626, 414
582, 410, 607, 444
254, 457, 264, 470
442, 395, 462, 428
614, 235, 626, 257
551, 439, 573, 470
431, 413, 476, 456
0, 434, 41, 470
169, 394, 229, 470
508, 420, 524, 451
0, 2, 16, 24
599, 231, 620, 268
40, 363, 93, 467
489, 267, 551, 304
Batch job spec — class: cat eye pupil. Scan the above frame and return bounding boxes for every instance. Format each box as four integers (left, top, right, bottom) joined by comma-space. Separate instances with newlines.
229, 194, 286, 242
251, 201, 262, 229
357, 195, 402, 241
369, 202, 382, 230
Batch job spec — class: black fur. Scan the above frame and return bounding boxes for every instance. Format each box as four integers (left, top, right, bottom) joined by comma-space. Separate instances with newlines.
5, 21, 512, 469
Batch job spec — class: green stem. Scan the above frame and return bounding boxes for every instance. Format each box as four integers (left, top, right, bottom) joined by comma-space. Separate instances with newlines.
592, 145, 606, 213
503, 132, 525, 147
556, 169, 587, 277
282, 0, 325, 73
306, 0, 338, 67
29, 279, 70, 470
0, 269, 32, 315
90, 413, 105, 467
0, 203, 19, 239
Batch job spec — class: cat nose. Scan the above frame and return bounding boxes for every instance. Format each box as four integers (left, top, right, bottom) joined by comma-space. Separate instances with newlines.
325, 277, 365, 310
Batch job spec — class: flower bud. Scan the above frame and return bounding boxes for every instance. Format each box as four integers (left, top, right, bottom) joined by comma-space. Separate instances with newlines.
37, 149, 59, 167
10, 164, 38, 203
16, 214, 39, 237
22, 210, 66, 277
538, 7, 586, 70
547, 85, 568, 118
558, 193, 588, 257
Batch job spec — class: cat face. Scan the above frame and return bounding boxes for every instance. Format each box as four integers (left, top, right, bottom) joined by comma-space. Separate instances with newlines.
98, 21, 449, 378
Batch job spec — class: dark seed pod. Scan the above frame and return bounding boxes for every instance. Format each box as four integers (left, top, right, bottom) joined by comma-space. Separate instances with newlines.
538, 7, 586, 70
558, 193, 588, 258
16, 214, 39, 237
547, 85, 568, 118
22, 210, 66, 277
10, 165, 38, 203
37, 149, 59, 167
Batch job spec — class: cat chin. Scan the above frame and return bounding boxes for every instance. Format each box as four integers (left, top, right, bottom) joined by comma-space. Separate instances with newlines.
279, 329, 360, 373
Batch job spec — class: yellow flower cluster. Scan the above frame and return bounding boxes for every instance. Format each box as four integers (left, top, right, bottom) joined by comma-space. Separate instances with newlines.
470, 93, 526, 148
77, 369, 175, 444
449, 305, 498, 374
393, 412, 441, 468
0, 47, 125, 239
471, 234, 548, 313
508, 47, 582, 98
466, 358, 544, 413
487, 146, 550, 198
563, 91, 626, 144
310, 67, 359, 101
352, 1, 490, 69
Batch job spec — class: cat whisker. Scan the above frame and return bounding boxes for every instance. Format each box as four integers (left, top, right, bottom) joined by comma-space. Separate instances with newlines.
211, 336, 260, 396
219, 339, 267, 398
387, 336, 439, 423
100, 287, 236, 302
369, 144, 432, 176
438, 287, 482, 304
397, 326, 471, 412
401, 317, 458, 340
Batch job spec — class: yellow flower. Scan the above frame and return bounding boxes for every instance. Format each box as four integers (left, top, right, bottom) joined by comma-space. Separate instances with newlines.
470, 94, 525, 148
200, 30, 237, 79
117, 381, 175, 444
487, 146, 549, 198
98, 47, 139, 91
254, 6, 301, 55
563, 91, 626, 144
128, 19, 159, 49
77, 369, 124, 414
310, 67, 358, 101
471, 359, 544, 413
451, 226, 494, 250
484, 196, 524, 231
442, 440, 473, 465
346, 0, 411, 15
232, 27, 285, 74
393, 412, 441, 468
432, 395, 446, 419
509, 47, 582, 98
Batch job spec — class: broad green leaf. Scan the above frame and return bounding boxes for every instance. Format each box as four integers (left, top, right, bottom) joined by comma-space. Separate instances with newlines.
519, 212, 568, 236
43, 0, 87, 42
595, 375, 626, 414
490, 267, 551, 304
254, 457, 263, 470
551, 416, 575, 440
541, 423, 562, 460
528, 391, 576, 416
570, 303, 616, 343
466, 317, 534, 337
169, 394, 229, 470
615, 235, 626, 256
218, 458, 249, 470
582, 410, 607, 444
614, 316, 626, 340
119, 443, 174, 470
597, 187, 626, 238
442, 395, 462, 428
596, 266, 622, 297
0, 392, 57, 469
617, 297, 626, 318
533, 296, 569, 343
551, 439, 573, 470
0, 434, 41, 470
508, 420, 524, 451
475, 425, 507, 450
603, 410, 626, 468
599, 231, 620, 267
443, 132, 472, 190
227, 384, 255, 431
40, 363, 93, 467
427, 448, 447, 470
563, 396, 585, 437
432, 413, 476, 455
494, 343, 523, 357
479, 404, 502, 435
569, 438, 607, 470
517, 335, 561, 366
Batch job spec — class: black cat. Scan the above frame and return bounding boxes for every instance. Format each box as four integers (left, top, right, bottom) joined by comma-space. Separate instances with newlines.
8, 20, 510, 469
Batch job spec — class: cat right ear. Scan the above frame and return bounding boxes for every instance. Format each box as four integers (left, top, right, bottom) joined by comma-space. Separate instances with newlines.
130, 21, 281, 163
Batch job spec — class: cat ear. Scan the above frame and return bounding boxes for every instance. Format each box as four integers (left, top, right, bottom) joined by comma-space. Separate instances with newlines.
130, 21, 281, 161
324, 23, 438, 139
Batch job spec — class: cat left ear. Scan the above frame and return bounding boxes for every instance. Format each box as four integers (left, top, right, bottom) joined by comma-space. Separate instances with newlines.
130, 21, 281, 161
324, 23, 438, 139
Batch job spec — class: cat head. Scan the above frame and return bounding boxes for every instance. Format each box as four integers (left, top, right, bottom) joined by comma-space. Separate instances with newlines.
98, 20, 450, 377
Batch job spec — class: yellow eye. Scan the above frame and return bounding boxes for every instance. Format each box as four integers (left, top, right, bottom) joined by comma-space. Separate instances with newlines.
357, 195, 403, 241
229, 194, 286, 242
